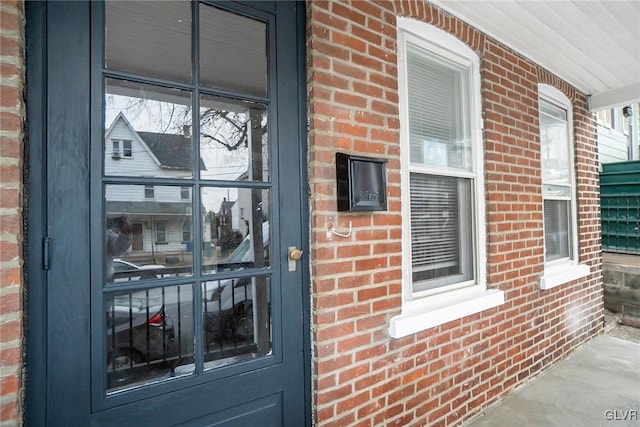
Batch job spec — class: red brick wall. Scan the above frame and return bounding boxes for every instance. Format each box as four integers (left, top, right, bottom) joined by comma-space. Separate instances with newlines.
0, 0, 604, 425
307, 1, 602, 426
0, 0, 24, 425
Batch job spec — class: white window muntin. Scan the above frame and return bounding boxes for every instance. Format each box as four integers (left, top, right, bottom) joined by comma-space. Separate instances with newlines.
122, 140, 132, 157
538, 84, 578, 267
397, 18, 485, 303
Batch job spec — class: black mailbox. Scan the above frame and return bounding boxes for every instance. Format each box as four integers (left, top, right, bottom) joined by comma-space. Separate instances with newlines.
336, 152, 387, 212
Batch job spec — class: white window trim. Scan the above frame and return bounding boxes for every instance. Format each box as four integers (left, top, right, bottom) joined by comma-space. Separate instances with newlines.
112, 140, 120, 158
538, 84, 590, 290
122, 140, 133, 158
390, 18, 504, 339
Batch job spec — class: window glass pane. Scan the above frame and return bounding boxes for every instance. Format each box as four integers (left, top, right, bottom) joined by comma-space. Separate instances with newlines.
540, 99, 570, 185
105, 184, 194, 282
544, 200, 571, 261
202, 275, 271, 370
105, 1, 192, 83
123, 140, 132, 157
407, 43, 471, 171
543, 184, 571, 198
106, 284, 193, 393
200, 95, 269, 181
201, 187, 270, 274
182, 220, 191, 242
180, 187, 191, 200
199, 5, 267, 97
155, 222, 167, 243
410, 173, 473, 292
144, 185, 154, 199
105, 79, 194, 179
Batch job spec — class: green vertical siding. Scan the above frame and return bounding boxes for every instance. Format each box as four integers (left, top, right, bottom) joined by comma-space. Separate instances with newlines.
600, 161, 640, 253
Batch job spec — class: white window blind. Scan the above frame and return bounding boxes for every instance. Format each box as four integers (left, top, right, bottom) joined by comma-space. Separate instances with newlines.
410, 173, 458, 268
543, 200, 570, 261
410, 173, 473, 292
407, 44, 471, 172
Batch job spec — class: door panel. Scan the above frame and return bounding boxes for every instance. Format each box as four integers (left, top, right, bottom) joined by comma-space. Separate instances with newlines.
131, 223, 143, 251
26, 1, 308, 425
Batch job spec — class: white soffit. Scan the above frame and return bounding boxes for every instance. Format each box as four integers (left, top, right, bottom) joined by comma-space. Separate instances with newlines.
433, 0, 640, 111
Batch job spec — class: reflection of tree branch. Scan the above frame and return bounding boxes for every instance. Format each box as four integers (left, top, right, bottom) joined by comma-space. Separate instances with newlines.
201, 132, 247, 151
208, 110, 244, 133
107, 91, 266, 153
163, 104, 177, 134
200, 108, 250, 151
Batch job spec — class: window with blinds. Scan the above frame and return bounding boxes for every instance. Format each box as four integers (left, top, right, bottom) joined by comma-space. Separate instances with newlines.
539, 98, 573, 263
543, 200, 570, 261
403, 38, 477, 294
410, 173, 473, 291
407, 44, 471, 172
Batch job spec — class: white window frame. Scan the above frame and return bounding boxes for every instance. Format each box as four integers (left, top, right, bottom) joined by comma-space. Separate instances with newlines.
180, 186, 190, 200
112, 140, 120, 158
389, 18, 504, 338
122, 140, 132, 157
538, 85, 590, 289
155, 221, 167, 244
182, 220, 191, 243
144, 185, 154, 199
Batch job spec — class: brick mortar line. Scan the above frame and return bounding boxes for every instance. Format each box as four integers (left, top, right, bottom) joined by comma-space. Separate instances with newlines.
0, 78, 22, 88
0, 281, 21, 289
0, 133, 23, 141
0, 259, 20, 268
0, 337, 22, 349
0, 394, 21, 407
0, 234, 20, 243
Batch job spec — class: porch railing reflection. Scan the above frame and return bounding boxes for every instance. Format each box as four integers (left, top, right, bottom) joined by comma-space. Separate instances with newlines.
105, 276, 270, 392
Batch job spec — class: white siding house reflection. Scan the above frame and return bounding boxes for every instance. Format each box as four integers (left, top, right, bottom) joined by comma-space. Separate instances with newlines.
105, 113, 211, 265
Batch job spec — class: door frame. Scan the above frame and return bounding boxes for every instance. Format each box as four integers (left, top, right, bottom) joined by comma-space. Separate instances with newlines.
24, 1, 310, 424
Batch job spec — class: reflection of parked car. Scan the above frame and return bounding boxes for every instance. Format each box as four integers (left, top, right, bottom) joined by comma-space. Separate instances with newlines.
113, 259, 166, 281
106, 295, 177, 388
204, 223, 269, 346
218, 221, 270, 270
205, 278, 254, 344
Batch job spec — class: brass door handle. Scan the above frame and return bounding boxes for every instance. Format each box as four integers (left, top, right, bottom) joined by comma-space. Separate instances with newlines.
288, 247, 303, 261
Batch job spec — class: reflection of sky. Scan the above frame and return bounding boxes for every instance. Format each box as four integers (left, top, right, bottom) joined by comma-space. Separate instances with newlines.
105, 94, 243, 210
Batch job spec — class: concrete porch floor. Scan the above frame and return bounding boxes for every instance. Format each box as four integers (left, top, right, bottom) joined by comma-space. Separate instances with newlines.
464, 320, 640, 427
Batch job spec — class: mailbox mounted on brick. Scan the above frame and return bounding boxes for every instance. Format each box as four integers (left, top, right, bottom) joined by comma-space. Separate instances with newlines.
336, 152, 387, 212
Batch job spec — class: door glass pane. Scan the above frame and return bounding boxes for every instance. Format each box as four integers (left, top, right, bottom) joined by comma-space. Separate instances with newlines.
199, 5, 267, 97
201, 187, 271, 274
105, 79, 194, 179
105, 1, 192, 83
106, 184, 194, 281
202, 275, 271, 370
200, 95, 269, 181
106, 284, 193, 393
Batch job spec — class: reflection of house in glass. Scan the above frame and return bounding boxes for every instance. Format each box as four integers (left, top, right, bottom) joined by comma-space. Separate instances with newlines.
105, 113, 211, 265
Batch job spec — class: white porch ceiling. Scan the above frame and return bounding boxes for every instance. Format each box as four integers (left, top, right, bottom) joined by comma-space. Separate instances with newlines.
433, 0, 640, 111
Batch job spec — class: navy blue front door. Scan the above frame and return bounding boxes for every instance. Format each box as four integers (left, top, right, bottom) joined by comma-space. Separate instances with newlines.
25, 2, 309, 425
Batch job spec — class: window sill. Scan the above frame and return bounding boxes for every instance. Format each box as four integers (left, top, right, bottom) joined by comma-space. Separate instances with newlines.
388, 287, 505, 339
540, 262, 591, 290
